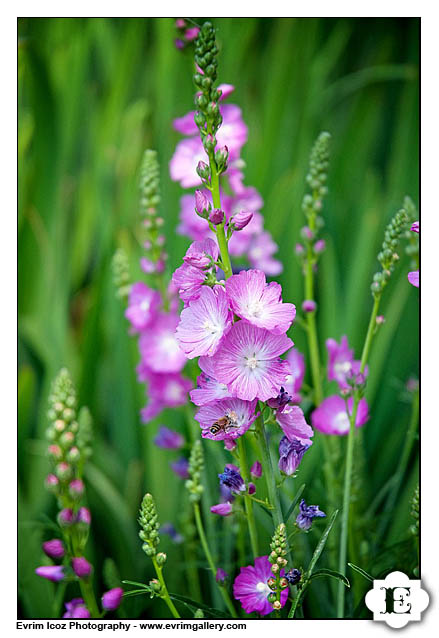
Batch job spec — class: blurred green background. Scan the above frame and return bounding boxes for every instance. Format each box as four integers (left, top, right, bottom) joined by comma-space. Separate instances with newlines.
18, 17, 419, 619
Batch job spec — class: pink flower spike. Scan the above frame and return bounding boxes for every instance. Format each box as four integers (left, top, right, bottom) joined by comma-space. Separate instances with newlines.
211, 502, 233, 516
139, 313, 187, 373
233, 556, 288, 616
311, 395, 369, 435
276, 405, 313, 445
213, 321, 293, 401
225, 270, 295, 335
176, 286, 232, 358
195, 397, 258, 441
125, 283, 160, 333
408, 271, 419, 288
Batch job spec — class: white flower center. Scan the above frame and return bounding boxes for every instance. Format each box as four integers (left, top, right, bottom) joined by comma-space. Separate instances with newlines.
203, 320, 222, 335
256, 581, 270, 596
334, 361, 352, 376
140, 300, 150, 312
246, 300, 264, 318
161, 335, 180, 356
165, 382, 182, 401
246, 356, 259, 370
250, 247, 263, 259
333, 411, 350, 433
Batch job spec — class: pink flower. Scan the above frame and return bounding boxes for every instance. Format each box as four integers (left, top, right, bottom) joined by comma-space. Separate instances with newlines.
411, 221, 419, 233
218, 83, 235, 100
139, 372, 192, 423
276, 405, 313, 445
190, 355, 230, 406
183, 238, 219, 269
326, 336, 367, 390
195, 397, 258, 441
154, 426, 184, 449
408, 271, 419, 288
35, 565, 65, 582
212, 321, 293, 401
139, 313, 187, 373
247, 232, 282, 275
63, 598, 90, 618
176, 286, 232, 358
177, 193, 214, 241
233, 556, 288, 616
211, 502, 233, 516
311, 395, 369, 435
172, 262, 207, 304
125, 283, 160, 333
169, 137, 208, 188
225, 269, 295, 335
283, 349, 305, 403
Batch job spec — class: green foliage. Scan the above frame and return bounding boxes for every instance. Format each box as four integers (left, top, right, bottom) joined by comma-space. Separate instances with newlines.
18, 17, 419, 619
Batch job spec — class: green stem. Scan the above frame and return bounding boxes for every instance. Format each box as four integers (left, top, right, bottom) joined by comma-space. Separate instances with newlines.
237, 437, 259, 558
193, 503, 237, 618
336, 294, 381, 618
79, 579, 101, 619
152, 556, 180, 618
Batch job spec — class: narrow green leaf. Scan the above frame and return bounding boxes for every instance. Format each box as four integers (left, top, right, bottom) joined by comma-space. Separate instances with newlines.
348, 563, 374, 583
122, 580, 150, 589
310, 568, 350, 588
168, 593, 230, 619
285, 484, 306, 522
307, 509, 339, 577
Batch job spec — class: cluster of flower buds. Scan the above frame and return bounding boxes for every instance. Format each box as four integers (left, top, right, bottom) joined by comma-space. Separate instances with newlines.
112, 248, 131, 299
138, 150, 168, 276
139, 493, 161, 557
266, 523, 289, 610
193, 22, 229, 179
372, 207, 409, 296
402, 196, 419, 270
296, 132, 331, 304
174, 18, 200, 50
410, 484, 419, 537
185, 440, 205, 503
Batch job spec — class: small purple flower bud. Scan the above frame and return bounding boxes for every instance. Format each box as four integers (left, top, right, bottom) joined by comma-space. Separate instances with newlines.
216, 568, 229, 584
58, 508, 75, 528
185, 27, 200, 41
72, 557, 92, 579
194, 189, 210, 216
302, 300, 317, 313
170, 457, 190, 480
77, 506, 92, 525
43, 539, 65, 560
69, 479, 84, 499
45, 473, 59, 491
48, 444, 62, 459
66, 446, 80, 463
214, 145, 229, 167
210, 502, 232, 516
248, 482, 256, 495
218, 465, 246, 494
285, 568, 302, 585
314, 239, 326, 254
55, 461, 71, 481
301, 226, 314, 241
175, 18, 186, 28
174, 38, 185, 50
154, 426, 184, 450
35, 565, 65, 582
295, 243, 305, 256
102, 587, 124, 611
250, 461, 262, 479
209, 209, 225, 225
63, 598, 90, 618
232, 210, 253, 231
376, 315, 385, 325
196, 162, 210, 182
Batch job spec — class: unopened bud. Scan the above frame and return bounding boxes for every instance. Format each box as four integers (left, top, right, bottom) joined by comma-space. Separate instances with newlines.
58, 508, 75, 528
267, 577, 276, 590
232, 210, 253, 231
302, 300, 316, 313
209, 209, 224, 225
69, 478, 85, 499
194, 189, 210, 217
273, 600, 282, 610
56, 462, 72, 481
156, 552, 167, 566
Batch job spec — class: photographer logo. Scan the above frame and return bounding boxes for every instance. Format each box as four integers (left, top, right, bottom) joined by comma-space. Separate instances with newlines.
365, 571, 429, 628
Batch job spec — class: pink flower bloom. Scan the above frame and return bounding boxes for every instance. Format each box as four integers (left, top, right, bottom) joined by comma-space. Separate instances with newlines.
140, 372, 192, 423
283, 349, 305, 403
190, 355, 230, 406
183, 238, 219, 269
408, 271, 419, 288
233, 556, 288, 616
102, 588, 124, 611
125, 283, 160, 333
326, 336, 366, 390
63, 598, 90, 619
216, 104, 248, 159
248, 232, 282, 275
139, 313, 187, 373
231, 210, 253, 230
176, 286, 232, 358
276, 405, 313, 445
218, 83, 235, 100
212, 322, 293, 401
195, 397, 258, 441
225, 269, 295, 335
211, 502, 233, 516
411, 221, 419, 233
154, 426, 184, 449
311, 395, 369, 435
172, 262, 207, 305
35, 565, 65, 582
170, 137, 207, 188
185, 26, 200, 41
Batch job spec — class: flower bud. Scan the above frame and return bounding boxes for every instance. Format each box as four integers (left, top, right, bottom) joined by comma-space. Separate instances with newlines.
58, 508, 75, 528
314, 239, 326, 254
43, 539, 65, 560
215, 145, 228, 170
35, 565, 64, 582
285, 568, 302, 585
301, 226, 314, 241
279, 577, 289, 589
67, 446, 80, 463
232, 210, 253, 231
209, 208, 224, 225
77, 507, 91, 525
273, 600, 282, 610
302, 300, 317, 313
216, 568, 228, 584
60, 431, 75, 447
194, 189, 210, 217
149, 579, 162, 594
55, 419, 66, 432
102, 587, 124, 611
203, 134, 216, 153
56, 462, 72, 481
376, 315, 385, 325
72, 557, 92, 579
250, 461, 262, 478
156, 552, 167, 566
45, 473, 59, 492
248, 482, 256, 495
69, 478, 85, 499
267, 577, 276, 590
196, 161, 210, 181
267, 592, 277, 604
295, 243, 305, 256
48, 444, 62, 459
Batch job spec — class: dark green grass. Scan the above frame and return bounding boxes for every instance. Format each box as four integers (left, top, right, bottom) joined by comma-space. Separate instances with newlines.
18, 17, 419, 618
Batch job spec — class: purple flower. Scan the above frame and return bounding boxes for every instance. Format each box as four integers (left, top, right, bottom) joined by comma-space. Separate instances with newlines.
209, 209, 225, 225
102, 588, 124, 611
285, 568, 302, 585
248, 482, 256, 495
267, 387, 292, 412
139, 313, 187, 373
35, 565, 65, 582
211, 502, 233, 516
42, 539, 65, 560
247, 232, 282, 275
170, 457, 190, 479
282, 349, 305, 403
250, 461, 262, 478
326, 336, 366, 390
160, 523, 184, 543
296, 499, 326, 530
140, 372, 192, 423
276, 405, 313, 445
302, 300, 316, 313
176, 286, 233, 358
216, 568, 229, 583
185, 26, 200, 41
225, 269, 295, 335
190, 356, 230, 406
278, 435, 311, 475
411, 221, 419, 233
58, 508, 75, 527
170, 137, 208, 188
63, 598, 90, 618
174, 112, 199, 136
72, 557, 92, 579
183, 238, 219, 269
77, 507, 91, 525
125, 283, 160, 333
219, 465, 246, 494
408, 271, 419, 288
211, 321, 293, 401
195, 397, 258, 441
45, 473, 59, 490
172, 262, 207, 304
233, 556, 288, 616
314, 239, 326, 254
311, 395, 369, 435
154, 426, 184, 449
231, 210, 253, 230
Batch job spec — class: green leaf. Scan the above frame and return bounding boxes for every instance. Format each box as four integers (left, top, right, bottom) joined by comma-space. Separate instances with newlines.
122, 580, 150, 589
348, 563, 374, 583
168, 593, 230, 619
310, 568, 350, 588
285, 484, 306, 522
307, 509, 339, 577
